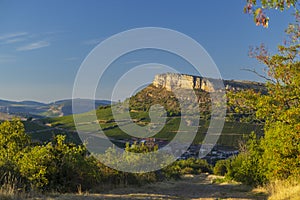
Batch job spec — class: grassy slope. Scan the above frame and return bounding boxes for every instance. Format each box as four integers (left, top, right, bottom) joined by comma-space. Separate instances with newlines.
38, 105, 263, 148
32, 84, 263, 148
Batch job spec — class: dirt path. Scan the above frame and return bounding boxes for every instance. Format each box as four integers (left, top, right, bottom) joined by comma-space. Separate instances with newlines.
30, 174, 267, 200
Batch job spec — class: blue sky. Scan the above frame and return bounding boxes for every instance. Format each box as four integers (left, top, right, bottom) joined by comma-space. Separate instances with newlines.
0, 0, 296, 102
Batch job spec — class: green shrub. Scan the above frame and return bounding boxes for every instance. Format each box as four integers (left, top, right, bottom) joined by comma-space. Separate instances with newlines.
224, 133, 266, 186
181, 167, 194, 174
44, 135, 101, 192
0, 120, 29, 190
160, 164, 181, 179
225, 153, 265, 186
161, 158, 212, 178
213, 159, 229, 176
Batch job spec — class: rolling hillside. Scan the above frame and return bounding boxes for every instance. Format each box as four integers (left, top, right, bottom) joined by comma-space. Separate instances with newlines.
0, 99, 112, 118
41, 105, 262, 148
38, 79, 264, 149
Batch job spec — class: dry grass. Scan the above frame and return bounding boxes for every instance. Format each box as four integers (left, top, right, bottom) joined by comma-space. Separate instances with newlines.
0, 174, 270, 200
0, 188, 27, 200
0, 174, 27, 200
7, 178, 298, 200
267, 179, 300, 200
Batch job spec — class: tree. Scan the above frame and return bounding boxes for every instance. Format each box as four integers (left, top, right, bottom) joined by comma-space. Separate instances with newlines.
244, 0, 298, 27
0, 119, 29, 158
0, 119, 29, 188
251, 13, 299, 180
229, 12, 300, 183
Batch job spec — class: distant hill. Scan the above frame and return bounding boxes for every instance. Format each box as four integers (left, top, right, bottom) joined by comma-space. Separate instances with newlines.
0, 99, 112, 118
39, 73, 265, 148
8, 73, 265, 148
19, 101, 47, 106
51, 99, 112, 116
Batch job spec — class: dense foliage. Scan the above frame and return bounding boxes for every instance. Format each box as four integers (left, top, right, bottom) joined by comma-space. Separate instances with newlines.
0, 119, 213, 193
226, 11, 300, 185
0, 120, 101, 192
226, 133, 266, 185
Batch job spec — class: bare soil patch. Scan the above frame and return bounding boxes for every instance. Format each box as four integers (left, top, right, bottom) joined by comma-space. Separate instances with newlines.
27, 174, 267, 200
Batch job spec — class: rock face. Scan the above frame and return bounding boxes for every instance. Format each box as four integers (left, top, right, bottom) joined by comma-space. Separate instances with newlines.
153, 73, 214, 92
153, 73, 265, 92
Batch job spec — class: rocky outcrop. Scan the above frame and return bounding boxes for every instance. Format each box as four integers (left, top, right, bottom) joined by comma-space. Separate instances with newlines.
153, 73, 265, 92
153, 73, 215, 92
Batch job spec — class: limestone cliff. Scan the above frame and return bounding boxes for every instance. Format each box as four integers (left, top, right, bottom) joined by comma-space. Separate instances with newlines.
153, 73, 265, 92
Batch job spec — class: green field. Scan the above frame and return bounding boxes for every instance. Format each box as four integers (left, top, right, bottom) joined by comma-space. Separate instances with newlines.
36, 105, 263, 149
30, 85, 264, 148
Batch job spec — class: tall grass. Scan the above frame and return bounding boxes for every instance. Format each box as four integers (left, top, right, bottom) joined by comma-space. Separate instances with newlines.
0, 172, 26, 200
267, 179, 300, 200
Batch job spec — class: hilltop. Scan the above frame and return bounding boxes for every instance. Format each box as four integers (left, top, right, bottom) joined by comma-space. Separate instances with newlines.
130, 73, 265, 120
0, 99, 112, 119
153, 73, 265, 92
37, 73, 264, 149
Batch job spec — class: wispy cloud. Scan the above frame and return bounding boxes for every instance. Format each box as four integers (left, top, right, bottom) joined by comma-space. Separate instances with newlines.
3, 37, 25, 44
82, 38, 105, 45
0, 55, 16, 63
0, 32, 29, 45
0, 32, 28, 41
17, 41, 50, 51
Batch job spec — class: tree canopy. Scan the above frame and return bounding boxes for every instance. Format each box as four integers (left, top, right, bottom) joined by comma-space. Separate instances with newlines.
244, 0, 299, 27
227, 9, 300, 184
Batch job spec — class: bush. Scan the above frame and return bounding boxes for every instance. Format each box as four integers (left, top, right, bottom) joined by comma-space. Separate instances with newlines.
162, 158, 212, 177
160, 164, 181, 179
225, 153, 266, 186
16, 135, 102, 192
181, 167, 194, 174
213, 159, 229, 176
224, 133, 266, 186
0, 120, 29, 190
0, 120, 102, 192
